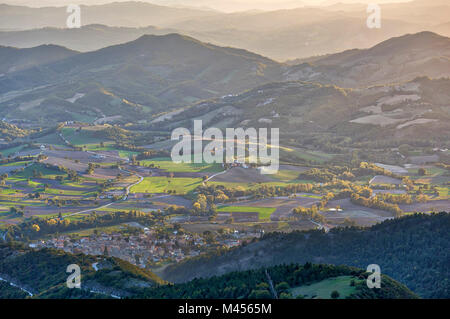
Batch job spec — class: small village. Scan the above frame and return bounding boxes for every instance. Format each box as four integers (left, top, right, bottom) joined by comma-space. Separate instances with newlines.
31, 226, 261, 268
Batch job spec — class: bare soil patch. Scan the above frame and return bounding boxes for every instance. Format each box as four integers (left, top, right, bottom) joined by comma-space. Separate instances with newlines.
370, 175, 402, 185
324, 198, 394, 226
399, 200, 449, 212
231, 212, 259, 223
211, 167, 275, 183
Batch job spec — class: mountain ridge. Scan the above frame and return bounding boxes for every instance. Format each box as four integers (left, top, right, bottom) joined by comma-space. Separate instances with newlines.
286, 31, 450, 87
0, 242, 418, 299
0, 43, 78, 74
1, 1, 449, 60
0, 32, 283, 123
1, 31, 449, 138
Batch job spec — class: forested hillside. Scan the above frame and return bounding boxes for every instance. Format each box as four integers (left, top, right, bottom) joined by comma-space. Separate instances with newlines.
136, 263, 418, 299
0, 243, 418, 299
0, 243, 165, 299
162, 213, 450, 298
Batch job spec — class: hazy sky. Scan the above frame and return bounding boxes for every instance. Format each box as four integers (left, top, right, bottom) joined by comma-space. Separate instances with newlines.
3, 0, 413, 12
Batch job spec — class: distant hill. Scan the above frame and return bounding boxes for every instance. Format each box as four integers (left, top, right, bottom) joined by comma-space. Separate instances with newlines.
1, 2, 450, 60
0, 33, 282, 123
0, 25, 176, 52
0, 2, 217, 30
171, 10, 425, 60
286, 32, 450, 87
0, 242, 417, 299
161, 213, 450, 299
1, 31, 449, 135
0, 120, 30, 140
430, 22, 450, 37
0, 44, 77, 74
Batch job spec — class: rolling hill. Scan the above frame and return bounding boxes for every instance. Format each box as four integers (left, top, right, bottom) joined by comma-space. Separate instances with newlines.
286, 32, 450, 87
0, 44, 78, 74
155, 76, 450, 145
0, 16, 423, 61
0, 33, 283, 123
0, 32, 449, 145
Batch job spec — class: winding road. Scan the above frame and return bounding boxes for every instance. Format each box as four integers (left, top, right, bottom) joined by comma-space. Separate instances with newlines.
204, 169, 228, 183
119, 166, 144, 197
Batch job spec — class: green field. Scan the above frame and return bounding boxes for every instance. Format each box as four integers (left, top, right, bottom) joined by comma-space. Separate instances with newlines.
8, 164, 65, 181
290, 276, 360, 299
272, 169, 316, 183
130, 176, 203, 195
80, 142, 139, 160
1, 160, 32, 167
83, 141, 115, 151
272, 169, 300, 182
34, 212, 90, 222
34, 132, 65, 146
0, 145, 33, 157
217, 206, 276, 220
61, 127, 105, 146
280, 147, 334, 164
118, 150, 140, 159
140, 157, 223, 173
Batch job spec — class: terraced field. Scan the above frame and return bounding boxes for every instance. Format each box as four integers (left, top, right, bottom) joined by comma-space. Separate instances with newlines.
217, 206, 276, 221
